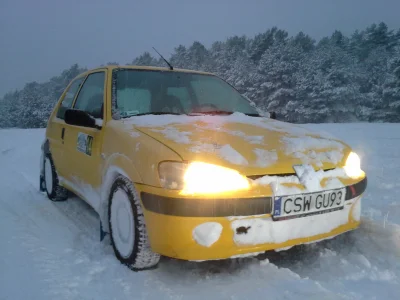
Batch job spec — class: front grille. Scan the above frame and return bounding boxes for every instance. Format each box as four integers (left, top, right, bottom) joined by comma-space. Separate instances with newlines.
141, 192, 272, 217
247, 168, 335, 180
247, 173, 295, 180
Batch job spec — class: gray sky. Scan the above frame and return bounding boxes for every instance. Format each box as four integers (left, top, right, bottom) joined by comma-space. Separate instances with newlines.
1, 0, 399, 97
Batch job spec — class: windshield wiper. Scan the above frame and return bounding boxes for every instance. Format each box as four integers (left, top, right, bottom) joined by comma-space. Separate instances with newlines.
188, 110, 234, 116
188, 111, 262, 117
121, 112, 184, 118
244, 113, 262, 117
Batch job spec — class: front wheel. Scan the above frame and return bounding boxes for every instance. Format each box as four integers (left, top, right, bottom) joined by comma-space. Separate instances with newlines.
44, 153, 68, 201
108, 176, 160, 271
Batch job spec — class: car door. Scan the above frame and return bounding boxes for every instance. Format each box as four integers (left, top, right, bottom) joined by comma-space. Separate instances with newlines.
62, 70, 107, 210
47, 76, 85, 179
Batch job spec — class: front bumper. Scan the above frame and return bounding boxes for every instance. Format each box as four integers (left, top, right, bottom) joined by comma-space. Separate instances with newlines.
137, 176, 367, 261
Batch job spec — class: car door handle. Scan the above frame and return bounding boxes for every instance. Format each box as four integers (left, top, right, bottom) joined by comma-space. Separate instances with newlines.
61, 128, 65, 140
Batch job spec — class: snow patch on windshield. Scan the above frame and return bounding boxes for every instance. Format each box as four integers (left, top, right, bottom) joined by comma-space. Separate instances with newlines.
254, 149, 278, 167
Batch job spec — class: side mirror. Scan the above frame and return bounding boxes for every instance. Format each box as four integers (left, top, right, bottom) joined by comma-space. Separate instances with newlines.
65, 109, 102, 129
269, 111, 277, 119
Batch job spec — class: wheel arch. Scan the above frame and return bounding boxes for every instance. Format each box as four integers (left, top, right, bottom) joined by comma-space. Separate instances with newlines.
99, 153, 143, 233
40, 139, 50, 173
39, 139, 51, 191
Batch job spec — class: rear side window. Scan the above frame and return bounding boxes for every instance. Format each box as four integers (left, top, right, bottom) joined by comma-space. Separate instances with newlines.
56, 77, 84, 119
73, 72, 105, 119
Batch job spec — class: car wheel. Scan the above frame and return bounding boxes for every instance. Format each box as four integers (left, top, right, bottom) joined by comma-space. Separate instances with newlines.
44, 153, 68, 201
108, 175, 160, 271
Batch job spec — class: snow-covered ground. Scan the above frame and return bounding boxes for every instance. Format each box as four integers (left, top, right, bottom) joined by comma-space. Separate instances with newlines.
1, 124, 400, 300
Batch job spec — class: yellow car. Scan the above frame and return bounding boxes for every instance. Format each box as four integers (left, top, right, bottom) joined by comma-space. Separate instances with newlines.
39, 65, 367, 271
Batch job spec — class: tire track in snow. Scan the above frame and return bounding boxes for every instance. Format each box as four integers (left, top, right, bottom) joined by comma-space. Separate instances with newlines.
261, 219, 400, 299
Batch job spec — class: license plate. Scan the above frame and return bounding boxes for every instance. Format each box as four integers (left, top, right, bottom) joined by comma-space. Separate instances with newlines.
272, 188, 346, 221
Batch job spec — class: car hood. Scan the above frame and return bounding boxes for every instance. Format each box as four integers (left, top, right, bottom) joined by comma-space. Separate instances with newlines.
122, 113, 351, 176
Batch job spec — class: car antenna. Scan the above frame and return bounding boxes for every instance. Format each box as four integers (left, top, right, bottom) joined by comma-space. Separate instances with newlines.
152, 47, 173, 70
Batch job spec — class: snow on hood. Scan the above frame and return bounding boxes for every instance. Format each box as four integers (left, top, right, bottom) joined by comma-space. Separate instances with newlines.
254, 165, 349, 196
122, 113, 351, 175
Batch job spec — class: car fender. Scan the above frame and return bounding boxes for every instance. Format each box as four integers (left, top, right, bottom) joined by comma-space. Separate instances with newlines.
98, 153, 143, 233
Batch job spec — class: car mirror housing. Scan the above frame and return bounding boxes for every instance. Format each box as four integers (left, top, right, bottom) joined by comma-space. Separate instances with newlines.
64, 109, 101, 129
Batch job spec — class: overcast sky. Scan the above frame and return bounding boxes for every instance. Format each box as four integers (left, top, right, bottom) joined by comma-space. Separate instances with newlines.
1, 0, 399, 97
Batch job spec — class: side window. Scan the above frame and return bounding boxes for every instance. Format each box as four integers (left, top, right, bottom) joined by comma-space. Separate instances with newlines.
73, 72, 105, 119
56, 77, 84, 119
167, 87, 191, 113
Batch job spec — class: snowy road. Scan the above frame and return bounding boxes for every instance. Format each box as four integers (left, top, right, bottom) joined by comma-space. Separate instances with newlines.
1, 124, 400, 300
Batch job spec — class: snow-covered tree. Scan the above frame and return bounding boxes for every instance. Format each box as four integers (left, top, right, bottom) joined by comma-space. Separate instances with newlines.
1, 22, 400, 128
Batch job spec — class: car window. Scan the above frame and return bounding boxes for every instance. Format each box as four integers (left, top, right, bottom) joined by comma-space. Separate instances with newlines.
113, 69, 259, 118
117, 88, 151, 117
190, 77, 250, 112
167, 87, 191, 112
73, 72, 105, 119
56, 77, 84, 119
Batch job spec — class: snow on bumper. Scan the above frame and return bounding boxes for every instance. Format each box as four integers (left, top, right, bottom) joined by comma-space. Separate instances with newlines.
138, 177, 365, 261
231, 196, 361, 246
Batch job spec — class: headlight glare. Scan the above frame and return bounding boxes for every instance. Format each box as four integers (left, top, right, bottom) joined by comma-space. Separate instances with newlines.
158, 161, 250, 195
182, 162, 250, 195
344, 152, 364, 179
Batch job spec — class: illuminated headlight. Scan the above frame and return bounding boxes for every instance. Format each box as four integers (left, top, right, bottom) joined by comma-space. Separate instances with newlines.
158, 161, 250, 195
344, 152, 364, 179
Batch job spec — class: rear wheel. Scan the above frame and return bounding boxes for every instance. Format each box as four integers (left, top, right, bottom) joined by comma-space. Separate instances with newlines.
108, 176, 160, 271
44, 154, 68, 201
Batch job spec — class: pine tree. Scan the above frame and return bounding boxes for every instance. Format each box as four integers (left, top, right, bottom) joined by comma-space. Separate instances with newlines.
1, 23, 400, 129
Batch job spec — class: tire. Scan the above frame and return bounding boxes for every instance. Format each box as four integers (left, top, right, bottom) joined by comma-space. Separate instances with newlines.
108, 175, 160, 271
44, 153, 68, 201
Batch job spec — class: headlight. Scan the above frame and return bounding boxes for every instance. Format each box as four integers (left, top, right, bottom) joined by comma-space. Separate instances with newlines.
344, 152, 364, 179
158, 161, 250, 195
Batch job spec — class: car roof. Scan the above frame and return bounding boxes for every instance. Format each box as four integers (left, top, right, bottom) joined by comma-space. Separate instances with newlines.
76, 65, 214, 79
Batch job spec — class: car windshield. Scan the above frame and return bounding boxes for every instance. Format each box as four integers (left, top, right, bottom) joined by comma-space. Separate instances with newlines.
114, 69, 260, 118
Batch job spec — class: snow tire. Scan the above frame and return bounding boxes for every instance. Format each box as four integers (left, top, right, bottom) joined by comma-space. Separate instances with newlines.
44, 153, 68, 201
108, 175, 160, 271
